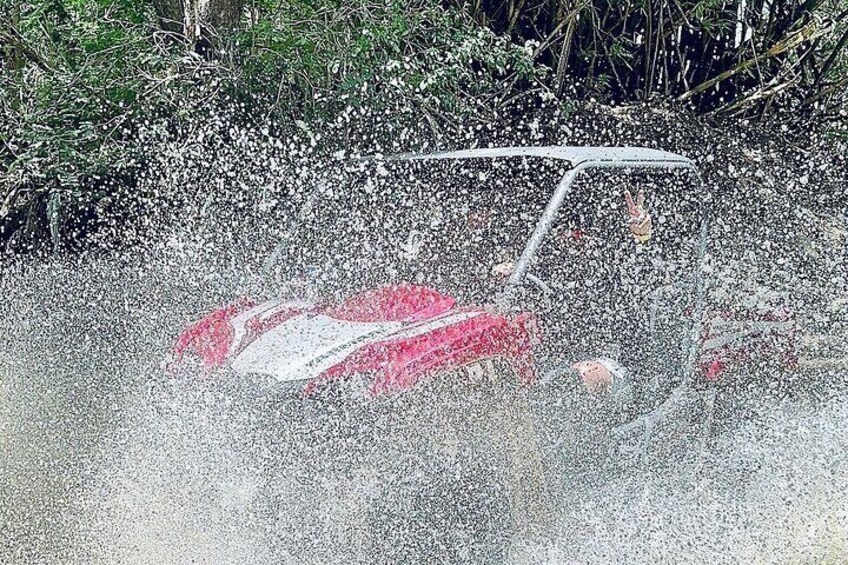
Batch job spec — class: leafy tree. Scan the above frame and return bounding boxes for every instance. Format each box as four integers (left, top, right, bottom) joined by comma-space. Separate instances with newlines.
1, 0, 843, 254
0, 0, 543, 253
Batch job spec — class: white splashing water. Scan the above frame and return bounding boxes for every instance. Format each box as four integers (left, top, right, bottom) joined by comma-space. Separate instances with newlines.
2, 253, 845, 565
2, 120, 846, 563
522, 396, 848, 564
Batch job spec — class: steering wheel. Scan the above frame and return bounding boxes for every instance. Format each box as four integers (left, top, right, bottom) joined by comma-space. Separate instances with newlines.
491, 262, 554, 309
523, 272, 554, 296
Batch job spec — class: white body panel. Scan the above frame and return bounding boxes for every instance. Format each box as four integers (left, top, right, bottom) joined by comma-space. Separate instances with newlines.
228, 303, 485, 383
232, 314, 401, 382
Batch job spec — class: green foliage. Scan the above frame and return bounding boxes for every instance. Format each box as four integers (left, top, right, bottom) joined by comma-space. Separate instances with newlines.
232, 1, 545, 119
691, 0, 734, 34
1, 0, 185, 249
2, 0, 842, 253
0, 0, 544, 252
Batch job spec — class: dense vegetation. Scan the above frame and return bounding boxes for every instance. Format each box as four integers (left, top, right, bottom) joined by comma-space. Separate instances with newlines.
461, 0, 848, 115
1, 0, 845, 254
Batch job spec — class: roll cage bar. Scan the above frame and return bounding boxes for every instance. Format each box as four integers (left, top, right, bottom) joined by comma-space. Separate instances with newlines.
384, 146, 704, 285
264, 146, 709, 383
386, 146, 709, 386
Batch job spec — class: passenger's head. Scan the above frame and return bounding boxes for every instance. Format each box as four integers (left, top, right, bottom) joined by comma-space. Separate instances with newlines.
571, 358, 625, 395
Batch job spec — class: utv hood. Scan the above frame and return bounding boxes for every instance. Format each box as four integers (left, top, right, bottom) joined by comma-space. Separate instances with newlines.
172, 285, 540, 396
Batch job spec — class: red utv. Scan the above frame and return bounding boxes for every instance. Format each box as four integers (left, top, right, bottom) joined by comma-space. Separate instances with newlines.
170, 147, 798, 559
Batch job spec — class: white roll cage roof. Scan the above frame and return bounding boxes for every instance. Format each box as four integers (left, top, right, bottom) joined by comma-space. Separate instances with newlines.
388, 146, 695, 170
386, 146, 702, 284
268, 146, 703, 280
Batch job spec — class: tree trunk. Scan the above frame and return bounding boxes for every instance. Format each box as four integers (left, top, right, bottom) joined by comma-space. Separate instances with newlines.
151, 0, 243, 49
1, 3, 23, 72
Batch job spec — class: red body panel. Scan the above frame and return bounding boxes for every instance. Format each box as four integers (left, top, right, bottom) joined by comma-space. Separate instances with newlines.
172, 284, 796, 393
304, 310, 540, 396
172, 297, 257, 371
172, 285, 541, 395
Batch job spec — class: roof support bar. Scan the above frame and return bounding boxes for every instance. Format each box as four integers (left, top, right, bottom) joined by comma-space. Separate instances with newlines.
508, 159, 701, 285
507, 159, 708, 388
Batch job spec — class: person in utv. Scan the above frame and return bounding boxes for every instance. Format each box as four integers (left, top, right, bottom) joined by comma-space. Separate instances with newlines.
497, 188, 708, 462
572, 189, 706, 460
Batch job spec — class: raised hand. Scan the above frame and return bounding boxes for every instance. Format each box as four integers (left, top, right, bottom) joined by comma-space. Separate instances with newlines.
625, 188, 652, 243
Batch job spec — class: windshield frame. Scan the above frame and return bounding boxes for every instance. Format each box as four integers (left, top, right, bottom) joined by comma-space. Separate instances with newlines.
506, 157, 709, 388
509, 159, 706, 286
385, 149, 710, 387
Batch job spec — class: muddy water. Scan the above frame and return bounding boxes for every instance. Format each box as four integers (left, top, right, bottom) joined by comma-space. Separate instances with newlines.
1, 246, 846, 564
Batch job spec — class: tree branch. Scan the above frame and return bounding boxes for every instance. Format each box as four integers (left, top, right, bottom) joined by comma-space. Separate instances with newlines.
678, 17, 832, 102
